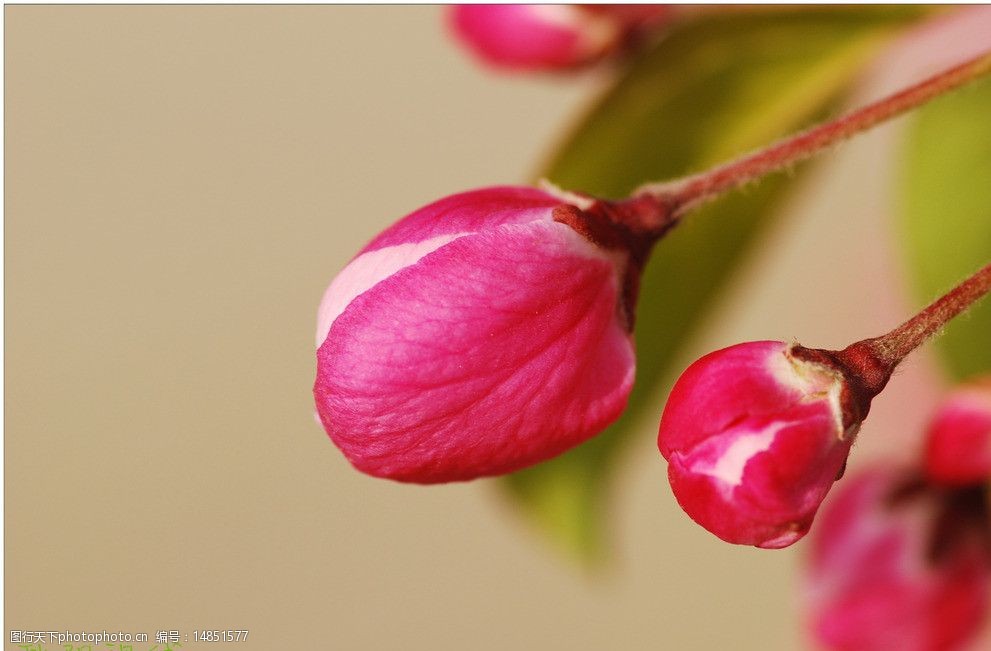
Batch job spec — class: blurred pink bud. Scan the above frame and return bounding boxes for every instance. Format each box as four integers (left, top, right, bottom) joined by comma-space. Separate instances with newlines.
806, 469, 990, 651
926, 378, 991, 486
658, 341, 859, 548
448, 5, 668, 72
314, 186, 637, 483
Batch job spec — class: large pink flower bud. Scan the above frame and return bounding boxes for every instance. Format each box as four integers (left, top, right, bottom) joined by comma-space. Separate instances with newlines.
806, 469, 990, 651
448, 5, 669, 72
315, 186, 641, 483
657, 341, 866, 548
926, 378, 991, 486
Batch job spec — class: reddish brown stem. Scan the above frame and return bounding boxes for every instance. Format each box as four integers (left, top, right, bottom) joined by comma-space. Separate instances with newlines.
791, 262, 991, 426
632, 49, 991, 221
852, 261, 991, 373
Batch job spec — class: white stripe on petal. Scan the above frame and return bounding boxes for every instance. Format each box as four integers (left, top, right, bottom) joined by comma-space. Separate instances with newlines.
315, 232, 470, 347
774, 345, 846, 438
693, 421, 791, 488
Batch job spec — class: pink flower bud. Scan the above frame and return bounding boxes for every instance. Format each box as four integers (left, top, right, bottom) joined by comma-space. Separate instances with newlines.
805, 469, 990, 651
447, 5, 626, 72
314, 186, 637, 483
658, 341, 860, 548
926, 378, 991, 486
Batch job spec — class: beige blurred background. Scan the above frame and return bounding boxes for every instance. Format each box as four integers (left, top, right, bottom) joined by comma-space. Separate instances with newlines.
6, 6, 946, 650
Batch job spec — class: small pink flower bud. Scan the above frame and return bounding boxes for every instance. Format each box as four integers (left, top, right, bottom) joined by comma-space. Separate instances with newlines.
657, 341, 863, 548
806, 469, 990, 651
314, 186, 640, 483
925, 378, 991, 486
447, 5, 630, 72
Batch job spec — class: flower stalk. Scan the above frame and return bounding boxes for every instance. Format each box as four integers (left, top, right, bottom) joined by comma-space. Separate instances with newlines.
617, 49, 991, 236
849, 260, 991, 373
791, 260, 991, 418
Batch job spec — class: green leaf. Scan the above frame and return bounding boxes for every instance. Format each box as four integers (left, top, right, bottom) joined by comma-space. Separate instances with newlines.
502, 8, 924, 563
899, 76, 991, 381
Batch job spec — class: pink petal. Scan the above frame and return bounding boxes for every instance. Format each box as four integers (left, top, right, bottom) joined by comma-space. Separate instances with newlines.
448, 5, 619, 71
806, 468, 990, 651
925, 381, 991, 485
316, 186, 563, 347
362, 186, 561, 253
659, 341, 850, 547
315, 220, 634, 482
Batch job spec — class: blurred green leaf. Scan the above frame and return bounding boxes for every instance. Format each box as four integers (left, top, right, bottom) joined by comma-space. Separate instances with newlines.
900, 77, 991, 380
502, 8, 923, 563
